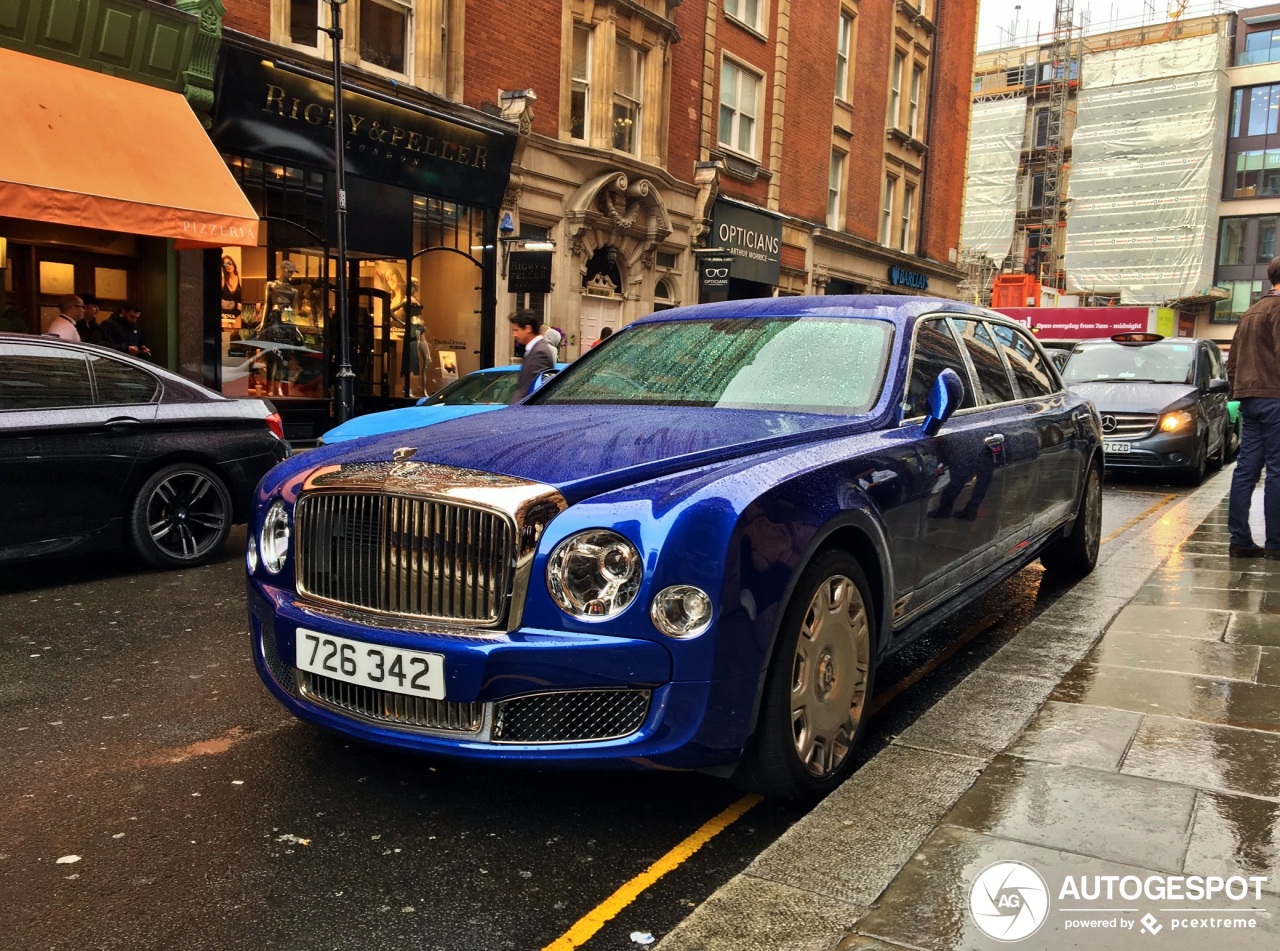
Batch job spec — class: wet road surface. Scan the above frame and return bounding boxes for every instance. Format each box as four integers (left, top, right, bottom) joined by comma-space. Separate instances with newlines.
0, 478, 1187, 951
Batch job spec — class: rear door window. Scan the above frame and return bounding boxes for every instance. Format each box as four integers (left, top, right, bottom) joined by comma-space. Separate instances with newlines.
951, 319, 1017, 405
991, 324, 1056, 398
90, 354, 160, 405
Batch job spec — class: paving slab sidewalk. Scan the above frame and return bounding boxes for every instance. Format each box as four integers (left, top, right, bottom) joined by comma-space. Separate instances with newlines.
658, 468, 1280, 951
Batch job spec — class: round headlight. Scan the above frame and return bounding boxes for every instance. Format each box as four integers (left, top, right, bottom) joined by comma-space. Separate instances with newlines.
260, 500, 290, 574
246, 531, 259, 574
650, 585, 714, 638
547, 530, 643, 619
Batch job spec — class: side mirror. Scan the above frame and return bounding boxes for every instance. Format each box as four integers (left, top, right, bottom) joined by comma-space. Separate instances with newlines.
528, 368, 560, 395
1208, 378, 1230, 394
921, 368, 965, 437
415, 397, 430, 406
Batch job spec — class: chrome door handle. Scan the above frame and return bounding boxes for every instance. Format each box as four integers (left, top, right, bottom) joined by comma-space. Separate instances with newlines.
983, 434, 1005, 448
105, 417, 141, 431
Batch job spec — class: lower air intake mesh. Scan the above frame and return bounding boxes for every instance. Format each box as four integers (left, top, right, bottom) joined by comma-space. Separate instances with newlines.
492, 689, 651, 744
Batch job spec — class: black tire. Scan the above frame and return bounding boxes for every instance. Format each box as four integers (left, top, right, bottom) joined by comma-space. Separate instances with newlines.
735, 550, 876, 801
1041, 464, 1102, 576
128, 463, 233, 569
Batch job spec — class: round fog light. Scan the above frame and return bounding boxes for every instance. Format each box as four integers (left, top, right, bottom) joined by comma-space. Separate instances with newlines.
650, 585, 713, 638
246, 532, 259, 574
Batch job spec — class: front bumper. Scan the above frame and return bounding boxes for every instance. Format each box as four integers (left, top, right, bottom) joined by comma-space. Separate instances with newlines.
1100, 428, 1200, 471
247, 581, 756, 771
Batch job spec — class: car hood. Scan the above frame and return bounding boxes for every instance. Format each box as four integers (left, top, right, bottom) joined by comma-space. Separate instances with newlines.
321, 403, 505, 443
1066, 381, 1197, 414
314, 404, 873, 501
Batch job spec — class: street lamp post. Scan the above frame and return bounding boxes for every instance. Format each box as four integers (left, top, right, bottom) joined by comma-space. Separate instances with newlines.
321, 0, 354, 424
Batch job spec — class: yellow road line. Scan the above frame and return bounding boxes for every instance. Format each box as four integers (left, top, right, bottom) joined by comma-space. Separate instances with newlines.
542, 793, 763, 950
1102, 493, 1177, 544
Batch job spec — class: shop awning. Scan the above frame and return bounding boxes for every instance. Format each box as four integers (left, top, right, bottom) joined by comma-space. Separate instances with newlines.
0, 46, 259, 248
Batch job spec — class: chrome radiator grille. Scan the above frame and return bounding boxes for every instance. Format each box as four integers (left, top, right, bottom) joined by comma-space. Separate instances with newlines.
295, 493, 514, 623
1100, 413, 1157, 440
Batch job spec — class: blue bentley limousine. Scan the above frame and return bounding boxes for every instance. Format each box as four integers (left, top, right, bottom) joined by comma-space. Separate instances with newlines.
246, 296, 1102, 799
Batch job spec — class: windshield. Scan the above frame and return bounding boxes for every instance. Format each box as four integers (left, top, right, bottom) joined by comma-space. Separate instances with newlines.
539, 316, 893, 413
424, 370, 518, 405
1061, 343, 1195, 385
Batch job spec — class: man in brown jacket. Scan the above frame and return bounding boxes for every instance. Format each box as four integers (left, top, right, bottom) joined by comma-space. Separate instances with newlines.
1227, 254, 1280, 558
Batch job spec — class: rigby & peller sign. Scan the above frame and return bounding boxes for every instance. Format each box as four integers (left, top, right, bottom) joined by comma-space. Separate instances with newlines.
211, 45, 516, 209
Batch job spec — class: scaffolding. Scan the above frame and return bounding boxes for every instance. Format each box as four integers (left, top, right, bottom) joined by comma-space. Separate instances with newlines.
1035, 0, 1076, 291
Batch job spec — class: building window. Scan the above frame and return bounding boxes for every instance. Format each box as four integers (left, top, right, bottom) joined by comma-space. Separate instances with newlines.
1249, 84, 1280, 136
613, 41, 643, 154
900, 183, 915, 251
1033, 109, 1049, 149
290, 0, 318, 46
1219, 218, 1247, 266
653, 278, 677, 312
719, 59, 761, 158
1239, 28, 1280, 66
889, 51, 904, 129
1260, 217, 1278, 262
1232, 88, 1243, 137
1234, 150, 1280, 197
909, 65, 924, 136
881, 175, 896, 245
835, 12, 853, 102
1215, 280, 1264, 322
725, 0, 763, 33
1030, 171, 1045, 209
828, 151, 846, 229
570, 25, 591, 141
359, 0, 410, 74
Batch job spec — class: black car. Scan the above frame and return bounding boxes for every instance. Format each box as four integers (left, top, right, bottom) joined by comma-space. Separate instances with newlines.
1, 334, 290, 568
1060, 333, 1232, 484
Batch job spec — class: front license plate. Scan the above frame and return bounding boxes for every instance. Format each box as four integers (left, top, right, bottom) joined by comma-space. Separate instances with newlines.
295, 628, 445, 699
1104, 441, 1132, 454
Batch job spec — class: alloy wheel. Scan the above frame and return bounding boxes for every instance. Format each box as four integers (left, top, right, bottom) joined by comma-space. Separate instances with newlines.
789, 574, 871, 779
145, 470, 229, 562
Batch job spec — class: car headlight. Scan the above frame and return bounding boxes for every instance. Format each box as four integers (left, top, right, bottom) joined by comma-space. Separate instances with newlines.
547, 530, 643, 619
1159, 410, 1194, 432
259, 500, 290, 574
246, 531, 259, 574
650, 585, 713, 638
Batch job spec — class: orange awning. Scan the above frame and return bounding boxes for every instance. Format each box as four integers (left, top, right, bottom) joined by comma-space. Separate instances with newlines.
0, 46, 259, 248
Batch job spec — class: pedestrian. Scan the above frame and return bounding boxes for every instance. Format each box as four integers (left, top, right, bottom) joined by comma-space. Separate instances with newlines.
509, 309, 554, 403
76, 293, 104, 345
46, 295, 82, 341
541, 325, 562, 362
101, 302, 151, 358
1227, 253, 1280, 559
591, 326, 614, 349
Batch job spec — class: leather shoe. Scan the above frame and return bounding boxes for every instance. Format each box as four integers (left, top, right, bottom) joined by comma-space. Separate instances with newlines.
1229, 543, 1266, 557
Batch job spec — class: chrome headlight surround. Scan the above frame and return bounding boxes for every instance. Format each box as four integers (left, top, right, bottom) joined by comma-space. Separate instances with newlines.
259, 500, 291, 574
546, 530, 643, 620
650, 585, 713, 638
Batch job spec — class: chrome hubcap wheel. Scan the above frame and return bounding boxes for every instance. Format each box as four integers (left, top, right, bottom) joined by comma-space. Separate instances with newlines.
790, 574, 871, 779
147, 471, 226, 562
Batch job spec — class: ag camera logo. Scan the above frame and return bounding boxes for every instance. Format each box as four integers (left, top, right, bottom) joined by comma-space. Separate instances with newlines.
970, 861, 1050, 942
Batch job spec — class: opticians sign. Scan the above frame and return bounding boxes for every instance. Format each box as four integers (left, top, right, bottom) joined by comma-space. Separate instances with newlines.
710, 199, 782, 286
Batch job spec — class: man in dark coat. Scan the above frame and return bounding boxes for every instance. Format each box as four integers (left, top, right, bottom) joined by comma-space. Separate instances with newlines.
508, 309, 554, 403
76, 293, 104, 345
101, 302, 150, 358
1227, 254, 1280, 558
